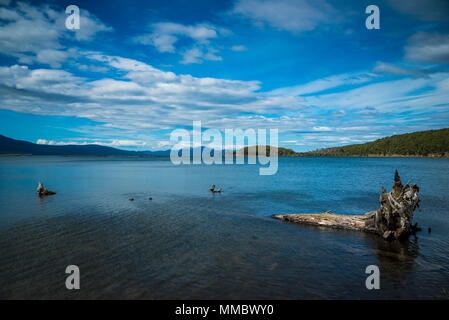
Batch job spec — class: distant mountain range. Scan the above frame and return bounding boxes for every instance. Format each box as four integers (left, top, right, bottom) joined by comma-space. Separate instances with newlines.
0, 134, 170, 156
0, 134, 222, 157
1, 128, 448, 157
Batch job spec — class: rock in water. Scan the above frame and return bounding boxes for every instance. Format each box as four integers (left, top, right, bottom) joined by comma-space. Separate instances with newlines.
37, 182, 56, 197
273, 170, 420, 240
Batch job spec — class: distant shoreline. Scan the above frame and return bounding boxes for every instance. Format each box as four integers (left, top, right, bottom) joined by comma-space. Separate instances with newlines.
295, 153, 449, 158
2, 128, 448, 159
1, 154, 448, 159
0, 154, 169, 158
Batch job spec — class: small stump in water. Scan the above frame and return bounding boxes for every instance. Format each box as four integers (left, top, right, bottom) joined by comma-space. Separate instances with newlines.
210, 185, 222, 193
37, 182, 56, 197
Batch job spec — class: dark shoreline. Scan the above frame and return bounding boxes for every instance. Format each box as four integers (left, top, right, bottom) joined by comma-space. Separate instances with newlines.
1, 154, 449, 158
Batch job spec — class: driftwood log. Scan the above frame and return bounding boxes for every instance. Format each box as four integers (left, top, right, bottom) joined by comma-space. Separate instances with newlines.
273, 170, 420, 240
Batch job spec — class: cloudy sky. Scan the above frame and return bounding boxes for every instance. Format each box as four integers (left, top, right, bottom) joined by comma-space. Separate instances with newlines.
0, 0, 448, 151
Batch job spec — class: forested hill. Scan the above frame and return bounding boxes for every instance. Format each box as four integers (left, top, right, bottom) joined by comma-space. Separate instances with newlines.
303, 128, 449, 157
236, 145, 298, 157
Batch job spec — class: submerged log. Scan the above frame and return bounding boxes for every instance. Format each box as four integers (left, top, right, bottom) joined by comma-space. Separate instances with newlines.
37, 182, 56, 197
273, 170, 420, 240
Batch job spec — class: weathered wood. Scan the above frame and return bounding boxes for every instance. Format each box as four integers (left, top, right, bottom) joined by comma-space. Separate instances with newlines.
273, 170, 420, 240
36, 182, 56, 197
210, 185, 222, 193
272, 211, 378, 233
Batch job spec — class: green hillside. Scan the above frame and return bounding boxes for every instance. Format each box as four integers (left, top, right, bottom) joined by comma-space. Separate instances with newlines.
305, 128, 449, 157
236, 145, 298, 157
235, 128, 449, 158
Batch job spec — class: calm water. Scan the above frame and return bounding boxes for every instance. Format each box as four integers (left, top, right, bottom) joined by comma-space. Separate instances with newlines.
0, 156, 448, 299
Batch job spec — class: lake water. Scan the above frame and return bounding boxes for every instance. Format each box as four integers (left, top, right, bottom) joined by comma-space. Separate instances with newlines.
0, 156, 448, 299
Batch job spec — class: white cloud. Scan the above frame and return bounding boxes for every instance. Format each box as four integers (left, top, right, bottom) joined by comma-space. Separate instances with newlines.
151, 22, 218, 44
1, 1, 447, 152
231, 45, 247, 51
72, 9, 112, 41
0, 7, 21, 20
336, 126, 370, 132
180, 47, 204, 64
146, 34, 178, 53
0, 64, 83, 91
180, 46, 222, 64
0, 56, 306, 134
233, 0, 336, 33
2, 52, 447, 150
312, 126, 331, 131
0, 2, 111, 67
36, 138, 148, 147
108, 140, 148, 147
35, 49, 74, 68
372, 61, 442, 77
36, 139, 50, 145
135, 22, 228, 64
299, 73, 449, 115
271, 72, 376, 96
203, 47, 222, 61
405, 32, 449, 64
372, 62, 412, 76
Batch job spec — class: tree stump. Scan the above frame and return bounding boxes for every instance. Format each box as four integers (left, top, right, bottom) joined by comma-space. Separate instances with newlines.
37, 182, 56, 197
273, 170, 420, 240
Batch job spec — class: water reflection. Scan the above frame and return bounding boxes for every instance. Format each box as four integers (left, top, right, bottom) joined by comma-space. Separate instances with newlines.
372, 235, 419, 282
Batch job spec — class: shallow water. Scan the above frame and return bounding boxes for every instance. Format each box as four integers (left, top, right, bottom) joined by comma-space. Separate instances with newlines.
0, 156, 448, 299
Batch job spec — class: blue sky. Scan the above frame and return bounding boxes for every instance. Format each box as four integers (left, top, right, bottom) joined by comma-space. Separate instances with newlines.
0, 0, 448, 151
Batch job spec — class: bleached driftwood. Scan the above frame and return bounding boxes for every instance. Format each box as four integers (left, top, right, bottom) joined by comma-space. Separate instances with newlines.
273, 170, 421, 240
